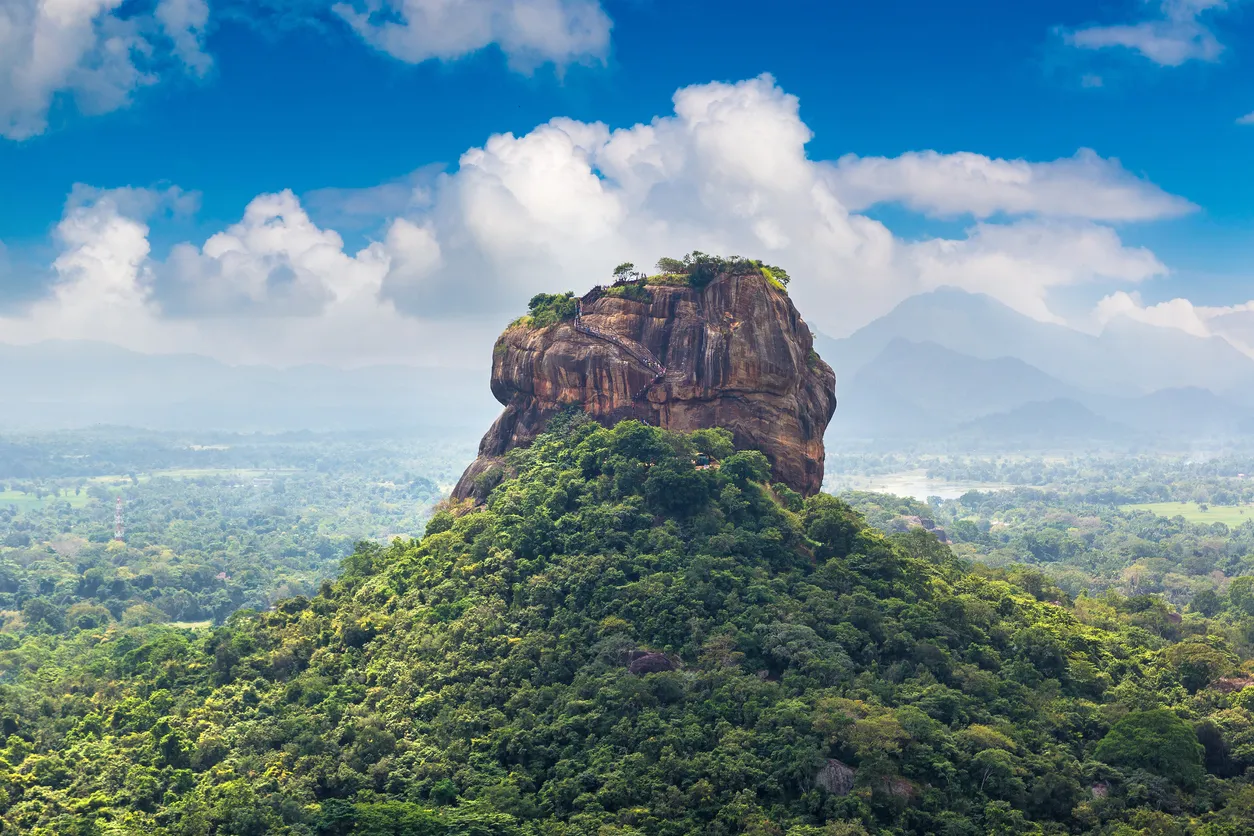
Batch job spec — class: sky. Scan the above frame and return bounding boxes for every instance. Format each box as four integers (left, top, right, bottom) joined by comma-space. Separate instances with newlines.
0, 0, 1252, 368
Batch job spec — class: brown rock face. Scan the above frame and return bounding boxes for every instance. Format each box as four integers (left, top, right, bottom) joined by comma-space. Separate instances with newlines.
452, 271, 837, 501
626, 651, 676, 676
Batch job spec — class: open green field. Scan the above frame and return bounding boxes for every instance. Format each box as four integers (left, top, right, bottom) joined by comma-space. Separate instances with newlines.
0, 489, 93, 510
166, 620, 213, 630
1, 468, 301, 511
148, 467, 302, 479
1124, 501, 1254, 526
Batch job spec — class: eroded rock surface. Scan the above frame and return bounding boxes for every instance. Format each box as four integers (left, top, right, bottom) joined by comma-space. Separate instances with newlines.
453, 271, 837, 501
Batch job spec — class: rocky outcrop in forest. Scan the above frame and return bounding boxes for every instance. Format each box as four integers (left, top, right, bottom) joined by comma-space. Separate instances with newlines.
452, 266, 837, 501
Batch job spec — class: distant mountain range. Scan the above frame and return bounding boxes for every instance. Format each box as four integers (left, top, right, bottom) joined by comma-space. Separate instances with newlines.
0, 341, 499, 434
6, 286, 1253, 448
818, 288, 1254, 445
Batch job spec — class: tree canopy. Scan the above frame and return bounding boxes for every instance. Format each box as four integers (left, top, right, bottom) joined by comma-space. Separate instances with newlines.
1094, 709, 1206, 788
1, 419, 1254, 834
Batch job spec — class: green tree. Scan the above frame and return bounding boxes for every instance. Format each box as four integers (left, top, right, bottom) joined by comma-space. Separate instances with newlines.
1094, 709, 1204, 787
1164, 641, 1233, 692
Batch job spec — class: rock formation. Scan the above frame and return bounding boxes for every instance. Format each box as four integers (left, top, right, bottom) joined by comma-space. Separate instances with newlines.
452, 269, 837, 502
815, 759, 856, 795
625, 651, 677, 675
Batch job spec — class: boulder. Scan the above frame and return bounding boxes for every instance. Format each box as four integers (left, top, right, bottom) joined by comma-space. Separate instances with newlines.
815, 759, 856, 795
627, 652, 676, 675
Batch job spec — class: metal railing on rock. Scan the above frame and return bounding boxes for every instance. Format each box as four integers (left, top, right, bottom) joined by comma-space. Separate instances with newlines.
575, 302, 666, 401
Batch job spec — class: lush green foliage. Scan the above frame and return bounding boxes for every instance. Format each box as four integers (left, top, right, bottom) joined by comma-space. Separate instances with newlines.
511, 253, 792, 329
843, 483, 1254, 631
826, 450, 1254, 507
1094, 709, 1205, 787
4, 420, 1254, 834
650, 253, 790, 290
0, 431, 463, 634
602, 283, 653, 303
519, 293, 580, 329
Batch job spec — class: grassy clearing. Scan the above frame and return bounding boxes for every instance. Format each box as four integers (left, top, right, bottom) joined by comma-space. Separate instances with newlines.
0, 489, 92, 510
149, 468, 301, 479
1, 468, 300, 511
1124, 501, 1254, 526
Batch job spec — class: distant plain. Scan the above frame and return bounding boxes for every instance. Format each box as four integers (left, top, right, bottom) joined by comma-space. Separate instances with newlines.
1124, 501, 1254, 525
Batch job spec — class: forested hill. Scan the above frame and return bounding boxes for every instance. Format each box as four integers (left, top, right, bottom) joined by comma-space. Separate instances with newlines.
4, 418, 1254, 835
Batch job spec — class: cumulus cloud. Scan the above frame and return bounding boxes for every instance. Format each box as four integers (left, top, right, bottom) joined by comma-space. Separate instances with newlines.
825, 149, 1195, 221
367, 75, 1176, 331
0, 0, 610, 139
1095, 290, 1213, 336
0, 187, 484, 367
1064, 0, 1233, 66
12, 188, 161, 343
1095, 290, 1254, 356
333, 0, 611, 69
1, 75, 1187, 365
0, 0, 211, 140
155, 190, 381, 317
1238, 111, 1254, 125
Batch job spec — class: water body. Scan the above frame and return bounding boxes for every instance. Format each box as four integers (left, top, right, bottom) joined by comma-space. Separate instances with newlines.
826, 469, 1014, 502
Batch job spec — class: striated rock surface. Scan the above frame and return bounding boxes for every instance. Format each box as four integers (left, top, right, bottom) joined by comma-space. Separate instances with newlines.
815, 759, 856, 795
452, 271, 837, 502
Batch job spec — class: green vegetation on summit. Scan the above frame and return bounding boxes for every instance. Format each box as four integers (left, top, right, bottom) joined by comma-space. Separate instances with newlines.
646, 253, 791, 290
5, 418, 1254, 835
512, 255, 792, 331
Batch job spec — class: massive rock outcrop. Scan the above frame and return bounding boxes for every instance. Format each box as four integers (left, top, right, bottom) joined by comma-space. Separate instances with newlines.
452, 270, 837, 501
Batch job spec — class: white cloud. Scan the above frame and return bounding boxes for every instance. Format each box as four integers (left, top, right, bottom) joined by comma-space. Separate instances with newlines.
156, 0, 212, 76
371, 75, 903, 323
1, 75, 1187, 365
911, 221, 1167, 323
9, 188, 162, 344
0, 187, 486, 367
1095, 290, 1254, 356
333, 0, 611, 69
1065, 0, 1232, 66
156, 190, 376, 317
0, 0, 613, 139
66, 182, 202, 218
0, 0, 211, 140
1238, 111, 1254, 125
366, 75, 1173, 334
1095, 290, 1213, 336
825, 148, 1195, 221
1206, 303, 1254, 354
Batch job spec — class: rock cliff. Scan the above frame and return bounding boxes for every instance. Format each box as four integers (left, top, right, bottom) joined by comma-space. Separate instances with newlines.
452, 270, 837, 501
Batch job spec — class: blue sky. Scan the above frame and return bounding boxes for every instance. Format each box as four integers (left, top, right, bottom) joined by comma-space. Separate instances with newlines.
1, 0, 1252, 366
